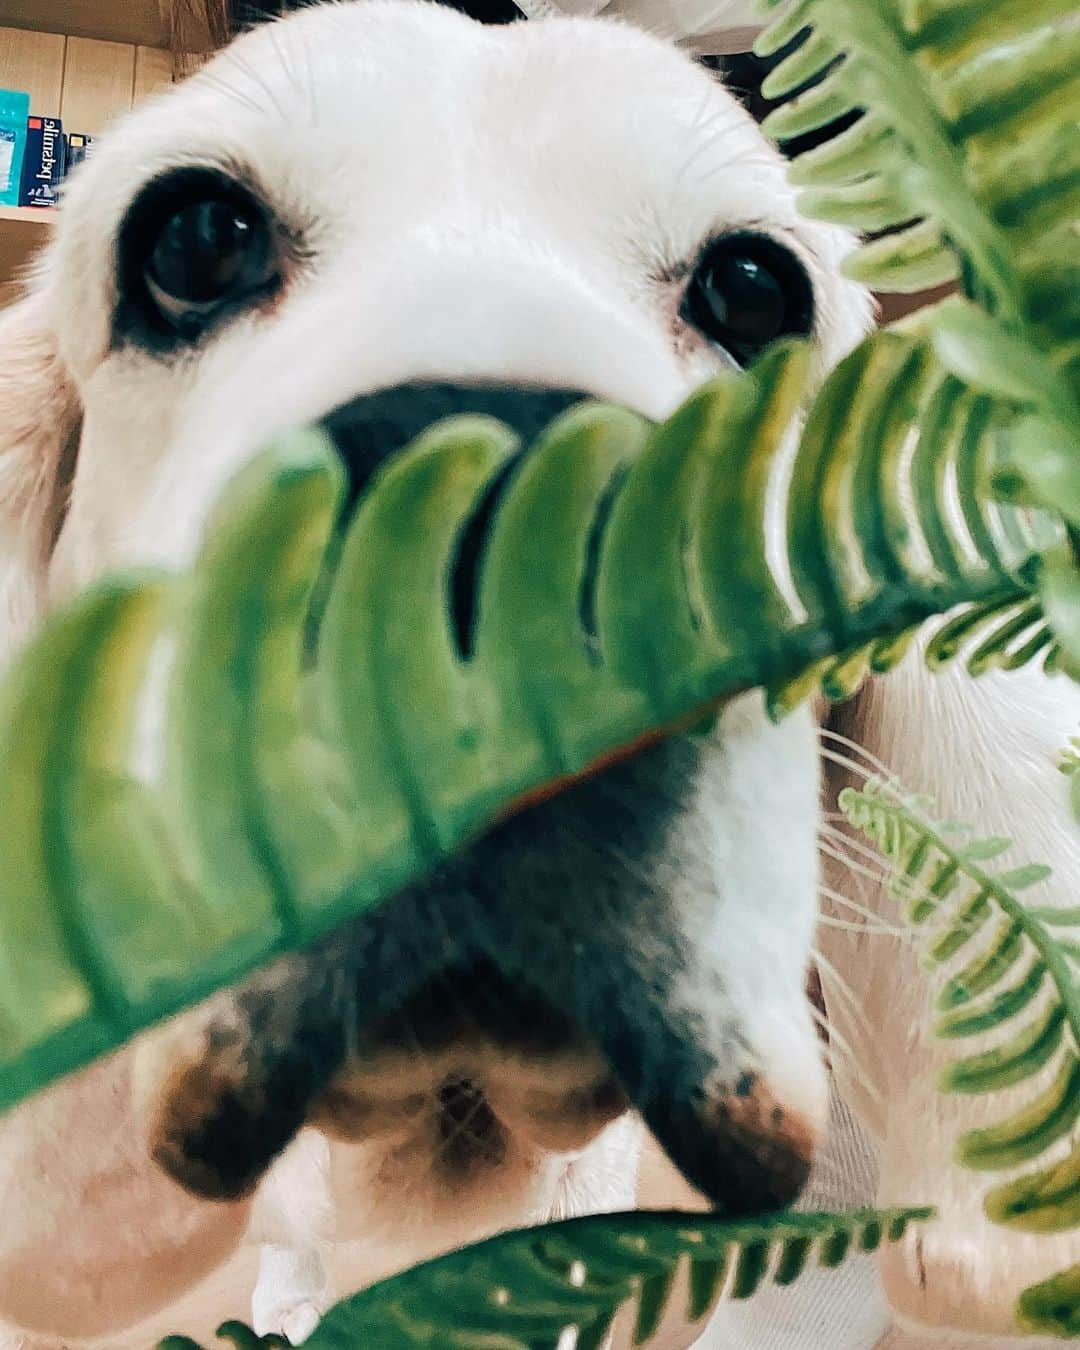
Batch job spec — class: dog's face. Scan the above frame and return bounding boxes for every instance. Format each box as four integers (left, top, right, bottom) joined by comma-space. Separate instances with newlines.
0, 0, 871, 1256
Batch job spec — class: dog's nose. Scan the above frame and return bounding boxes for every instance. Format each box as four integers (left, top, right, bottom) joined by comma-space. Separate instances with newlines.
322, 381, 593, 503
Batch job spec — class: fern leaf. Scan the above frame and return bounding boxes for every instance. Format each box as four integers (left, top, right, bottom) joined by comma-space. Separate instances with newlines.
758, 0, 1080, 665
757, 0, 1077, 341
937, 1002, 1065, 1096
842, 784, 1080, 1279
924, 887, 991, 965
934, 960, 1048, 1040
0, 326, 1053, 1108
159, 1208, 930, 1350
1018, 1264, 1080, 1337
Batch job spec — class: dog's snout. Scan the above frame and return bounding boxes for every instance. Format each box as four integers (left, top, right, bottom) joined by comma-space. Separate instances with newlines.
322, 381, 592, 503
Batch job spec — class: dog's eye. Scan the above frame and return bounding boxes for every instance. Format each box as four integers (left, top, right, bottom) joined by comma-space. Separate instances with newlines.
146, 198, 272, 324
681, 233, 814, 366
144, 195, 275, 335
117, 169, 279, 346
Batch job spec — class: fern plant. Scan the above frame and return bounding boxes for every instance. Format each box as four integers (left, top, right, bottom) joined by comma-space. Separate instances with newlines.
161, 1207, 930, 1350
0, 0, 1073, 1343
841, 781, 1080, 1336
756, 0, 1080, 667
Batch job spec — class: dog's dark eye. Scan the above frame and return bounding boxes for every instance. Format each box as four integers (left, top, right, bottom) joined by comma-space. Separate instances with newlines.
146, 198, 272, 322
117, 168, 279, 346
681, 233, 814, 366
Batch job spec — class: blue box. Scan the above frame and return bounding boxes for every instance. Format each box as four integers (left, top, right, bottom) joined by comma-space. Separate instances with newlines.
20, 115, 66, 208
0, 90, 30, 207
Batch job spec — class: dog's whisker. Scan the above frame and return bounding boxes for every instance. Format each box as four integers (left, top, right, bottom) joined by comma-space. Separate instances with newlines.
816, 912, 903, 937
226, 44, 292, 125
810, 945, 879, 1046
818, 818, 903, 874
687, 140, 771, 192
192, 69, 268, 119
818, 840, 899, 889
818, 834, 895, 890
819, 726, 903, 785
817, 743, 891, 787
817, 883, 906, 934
806, 1003, 865, 1087
668, 90, 730, 198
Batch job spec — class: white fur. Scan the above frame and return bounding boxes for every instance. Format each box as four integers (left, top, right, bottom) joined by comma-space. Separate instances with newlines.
0, 4, 1069, 1349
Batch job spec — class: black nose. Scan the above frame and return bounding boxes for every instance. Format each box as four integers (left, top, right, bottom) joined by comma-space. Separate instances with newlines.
322, 381, 592, 506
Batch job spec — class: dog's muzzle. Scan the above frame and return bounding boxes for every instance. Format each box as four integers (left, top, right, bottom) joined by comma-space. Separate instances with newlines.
146, 385, 820, 1219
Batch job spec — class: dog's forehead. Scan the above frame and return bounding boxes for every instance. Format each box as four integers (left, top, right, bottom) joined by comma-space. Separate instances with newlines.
196, 0, 749, 149
62, 0, 790, 259
47, 0, 812, 381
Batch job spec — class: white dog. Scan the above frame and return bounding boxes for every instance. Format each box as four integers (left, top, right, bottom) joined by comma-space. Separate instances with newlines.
0, 5, 1076, 1348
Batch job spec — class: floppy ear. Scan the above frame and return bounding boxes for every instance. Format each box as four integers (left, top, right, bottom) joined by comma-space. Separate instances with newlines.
0, 293, 81, 660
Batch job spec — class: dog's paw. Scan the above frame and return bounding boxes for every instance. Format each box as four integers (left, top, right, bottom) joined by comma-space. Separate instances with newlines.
254, 1299, 322, 1345
252, 1244, 331, 1346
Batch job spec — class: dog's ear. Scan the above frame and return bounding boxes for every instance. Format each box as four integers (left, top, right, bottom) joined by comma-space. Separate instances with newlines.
0, 294, 81, 657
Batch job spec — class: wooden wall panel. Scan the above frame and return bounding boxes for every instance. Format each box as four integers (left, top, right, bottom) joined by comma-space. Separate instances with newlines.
60, 36, 136, 135
0, 26, 65, 114
0, 1, 167, 49
133, 44, 173, 104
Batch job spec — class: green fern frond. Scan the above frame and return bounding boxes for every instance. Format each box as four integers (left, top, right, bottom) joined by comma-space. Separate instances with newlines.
0, 331, 1053, 1109
756, 0, 1078, 341
756, 0, 1080, 572
841, 781, 1080, 1333
159, 1207, 931, 1350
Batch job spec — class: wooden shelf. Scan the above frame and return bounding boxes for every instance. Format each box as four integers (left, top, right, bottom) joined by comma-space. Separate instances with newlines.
0, 0, 170, 49
0, 206, 54, 305
0, 17, 178, 305
0, 204, 55, 224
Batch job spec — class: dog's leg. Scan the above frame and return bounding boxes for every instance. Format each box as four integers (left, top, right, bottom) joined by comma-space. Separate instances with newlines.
251, 1246, 327, 1346
820, 649, 1080, 1335
249, 1132, 334, 1346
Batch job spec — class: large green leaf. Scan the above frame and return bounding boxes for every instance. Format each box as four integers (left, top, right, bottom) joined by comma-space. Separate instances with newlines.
160, 1206, 931, 1350
758, 0, 1080, 768
0, 334, 1052, 1111
757, 0, 1078, 347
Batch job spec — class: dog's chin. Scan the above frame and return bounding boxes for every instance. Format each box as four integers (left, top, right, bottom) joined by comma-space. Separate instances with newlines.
314, 1045, 627, 1162
303, 977, 643, 1273
308, 971, 632, 1244
149, 960, 629, 1204
149, 930, 819, 1219
315, 1048, 632, 1252
313, 960, 627, 1153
